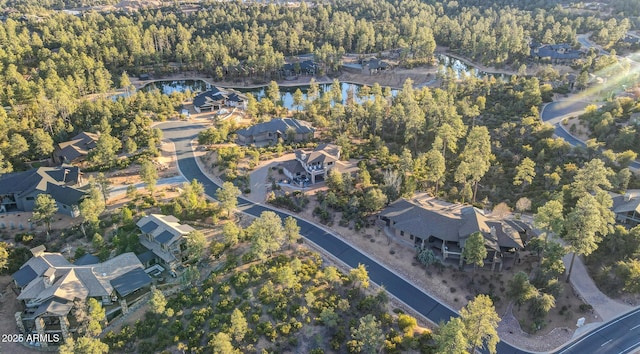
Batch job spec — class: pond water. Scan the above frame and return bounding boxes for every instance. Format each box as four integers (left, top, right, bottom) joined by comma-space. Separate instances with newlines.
140, 79, 212, 95
138, 54, 507, 108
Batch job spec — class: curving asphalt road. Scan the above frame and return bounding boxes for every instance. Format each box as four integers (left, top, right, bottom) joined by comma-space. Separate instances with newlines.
158, 121, 640, 354
541, 101, 640, 170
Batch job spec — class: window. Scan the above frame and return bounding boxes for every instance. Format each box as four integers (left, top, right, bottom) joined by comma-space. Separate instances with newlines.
26, 197, 34, 201
410, 235, 414, 240
400, 231, 404, 236
62, 205, 67, 209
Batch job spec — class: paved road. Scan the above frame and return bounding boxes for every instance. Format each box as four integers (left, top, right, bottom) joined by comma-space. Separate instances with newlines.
541, 101, 640, 169
158, 121, 640, 354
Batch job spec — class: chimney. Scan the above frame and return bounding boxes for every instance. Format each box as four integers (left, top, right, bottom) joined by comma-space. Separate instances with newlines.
43, 267, 55, 288
490, 226, 497, 238
30, 245, 46, 258
625, 193, 633, 202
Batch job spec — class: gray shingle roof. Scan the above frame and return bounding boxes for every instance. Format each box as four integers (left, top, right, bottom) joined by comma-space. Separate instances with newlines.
74, 254, 100, 266
379, 196, 522, 251
193, 87, 223, 108
0, 165, 84, 205
110, 268, 152, 297
46, 183, 86, 206
236, 118, 314, 138
55, 132, 99, 163
531, 44, 583, 60
136, 250, 156, 264
16, 251, 146, 304
281, 159, 306, 175
33, 297, 73, 317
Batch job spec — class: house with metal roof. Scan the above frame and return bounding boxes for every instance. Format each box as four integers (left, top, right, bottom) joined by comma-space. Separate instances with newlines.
236, 118, 315, 146
11, 246, 152, 345
192, 86, 247, 112
136, 214, 195, 271
0, 165, 86, 216
52, 131, 99, 165
377, 194, 526, 271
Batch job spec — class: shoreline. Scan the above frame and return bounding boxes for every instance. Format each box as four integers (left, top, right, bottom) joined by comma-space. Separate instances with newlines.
132, 50, 529, 91
133, 74, 418, 91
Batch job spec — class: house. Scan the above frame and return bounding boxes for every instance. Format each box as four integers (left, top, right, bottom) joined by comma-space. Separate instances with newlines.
236, 118, 315, 146
192, 86, 248, 112
52, 131, 99, 165
136, 214, 196, 271
530, 43, 584, 64
0, 165, 86, 216
611, 191, 640, 226
281, 143, 358, 185
364, 58, 392, 74
281, 60, 319, 77
377, 195, 525, 271
11, 245, 152, 346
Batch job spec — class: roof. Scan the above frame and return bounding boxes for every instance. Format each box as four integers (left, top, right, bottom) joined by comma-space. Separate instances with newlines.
155, 230, 175, 244
295, 143, 341, 165
236, 118, 314, 139
193, 87, 223, 108
193, 86, 247, 108
16, 251, 146, 304
12, 265, 37, 287
136, 214, 194, 265
110, 268, 152, 297
531, 44, 583, 60
56, 132, 99, 163
139, 220, 159, 234
74, 254, 100, 266
33, 297, 74, 317
136, 250, 156, 264
282, 60, 318, 72
613, 194, 640, 214
0, 165, 84, 204
46, 183, 86, 206
137, 214, 194, 247
367, 58, 390, 70
379, 195, 523, 251
281, 159, 307, 175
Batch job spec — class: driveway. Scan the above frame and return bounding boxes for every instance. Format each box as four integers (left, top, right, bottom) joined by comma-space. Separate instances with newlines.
245, 153, 296, 203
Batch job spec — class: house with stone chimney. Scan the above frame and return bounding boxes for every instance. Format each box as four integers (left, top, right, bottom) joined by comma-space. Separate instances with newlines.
377, 194, 527, 271
11, 246, 152, 346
